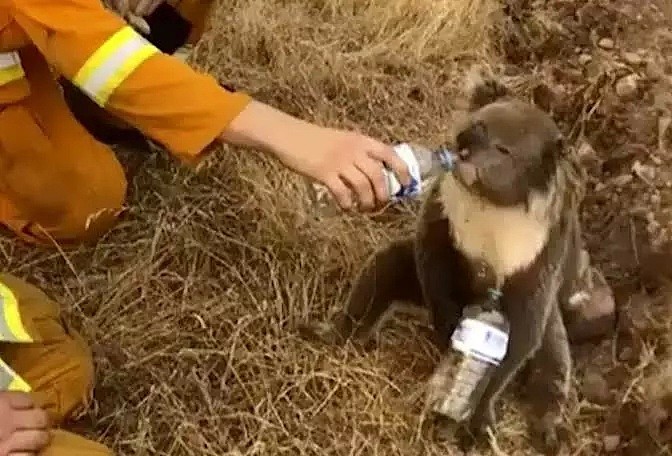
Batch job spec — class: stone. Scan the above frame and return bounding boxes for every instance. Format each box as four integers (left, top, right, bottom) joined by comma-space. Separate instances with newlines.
615, 74, 639, 99
610, 174, 633, 187
582, 371, 612, 404
598, 38, 615, 49
603, 435, 620, 452
578, 53, 593, 65
622, 51, 642, 65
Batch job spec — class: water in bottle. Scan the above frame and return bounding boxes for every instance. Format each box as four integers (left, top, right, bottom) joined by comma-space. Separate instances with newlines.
429, 290, 510, 423
308, 142, 457, 216
384, 142, 456, 202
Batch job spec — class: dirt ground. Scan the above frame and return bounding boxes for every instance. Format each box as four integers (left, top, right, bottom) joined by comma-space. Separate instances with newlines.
4, 0, 672, 454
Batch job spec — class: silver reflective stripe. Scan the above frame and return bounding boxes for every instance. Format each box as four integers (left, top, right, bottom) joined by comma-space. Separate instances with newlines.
73, 25, 159, 106
0, 293, 17, 341
0, 51, 24, 86
0, 357, 29, 392
0, 361, 13, 390
78, 35, 149, 99
0, 51, 20, 69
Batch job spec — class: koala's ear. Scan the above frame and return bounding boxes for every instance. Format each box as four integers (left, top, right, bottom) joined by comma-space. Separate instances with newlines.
531, 83, 558, 113
555, 135, 566, 156
543, 134, 565, 162
456, 120, 489, 151
464, 68, 510, 111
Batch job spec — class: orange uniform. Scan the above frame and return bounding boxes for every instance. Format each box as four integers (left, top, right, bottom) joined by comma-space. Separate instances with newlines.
0, 2, 249, 454
0, 0, 251, 246
0, 273, 111, 455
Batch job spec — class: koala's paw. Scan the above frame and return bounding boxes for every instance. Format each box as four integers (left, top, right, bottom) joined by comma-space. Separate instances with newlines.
296, 320, 347, 346
530, 411, 568, 456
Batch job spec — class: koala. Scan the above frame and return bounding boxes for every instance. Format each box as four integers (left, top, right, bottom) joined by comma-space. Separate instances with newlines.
299, 75, 603, 454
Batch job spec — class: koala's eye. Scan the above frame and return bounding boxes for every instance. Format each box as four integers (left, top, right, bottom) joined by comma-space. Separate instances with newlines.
495, 145, 511, 155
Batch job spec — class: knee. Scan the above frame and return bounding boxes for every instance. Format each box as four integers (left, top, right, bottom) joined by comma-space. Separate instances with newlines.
49, 329, 96, 421
42, 430, 113, 456
26, 154, 128, 245
61, 155, 127, 242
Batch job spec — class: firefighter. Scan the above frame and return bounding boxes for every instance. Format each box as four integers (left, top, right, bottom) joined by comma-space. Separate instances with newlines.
0, 274, 110, 455
0, 0, 412, 248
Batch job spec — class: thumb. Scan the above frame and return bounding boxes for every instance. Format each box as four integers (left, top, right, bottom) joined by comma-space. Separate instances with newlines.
365, 139, 411, 187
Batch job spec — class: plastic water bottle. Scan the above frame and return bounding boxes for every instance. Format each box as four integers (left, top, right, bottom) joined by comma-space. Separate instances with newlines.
308, 142, 456, 217
384, 143, 456, 202
431, 293, 510, 422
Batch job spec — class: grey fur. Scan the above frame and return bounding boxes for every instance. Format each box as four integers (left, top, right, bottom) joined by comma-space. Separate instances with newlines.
298, 76, 588, 455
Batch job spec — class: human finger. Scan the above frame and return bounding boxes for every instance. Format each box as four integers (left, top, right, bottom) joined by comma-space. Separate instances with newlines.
12, 409, 49, 431
109, 0, 130, 16
365, 140, 411, 187
5, 430, 50, 453
340, 166, 375, 211
134, 0, 162, 16
354, 154, 388, 205
127, 14, 151, 34
323, 176, 354, 211
3, 393, 34, 410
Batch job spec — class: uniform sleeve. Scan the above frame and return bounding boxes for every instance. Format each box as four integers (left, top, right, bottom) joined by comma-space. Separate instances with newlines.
9, 0, 252, 163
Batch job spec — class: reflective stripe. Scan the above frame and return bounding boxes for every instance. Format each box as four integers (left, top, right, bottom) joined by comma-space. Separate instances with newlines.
73, 25, 159, 107
0, 282, 33, 343
0, 358, 30, 392
0, 52, 25, 86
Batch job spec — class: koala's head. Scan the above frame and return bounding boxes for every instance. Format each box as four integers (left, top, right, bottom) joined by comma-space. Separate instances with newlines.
451, 78, 564, 207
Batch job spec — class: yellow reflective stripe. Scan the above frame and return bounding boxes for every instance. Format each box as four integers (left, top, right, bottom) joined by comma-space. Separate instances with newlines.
7, 376, 31, 393
73, 25, 160, 107
0, 358, 31, 392
0, 52, 25, 86
0, 282, 33, 343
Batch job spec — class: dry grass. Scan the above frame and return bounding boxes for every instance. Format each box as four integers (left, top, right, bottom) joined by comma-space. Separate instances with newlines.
4, 0, 672, 454
1, 0, 507, 454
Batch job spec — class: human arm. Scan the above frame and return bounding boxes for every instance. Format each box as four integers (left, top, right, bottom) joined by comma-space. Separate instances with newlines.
219, 100, 412, 210
11, 0, 410, 210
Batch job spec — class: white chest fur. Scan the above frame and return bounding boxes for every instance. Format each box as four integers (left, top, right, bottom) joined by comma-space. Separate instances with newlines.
436, 175, 553, 284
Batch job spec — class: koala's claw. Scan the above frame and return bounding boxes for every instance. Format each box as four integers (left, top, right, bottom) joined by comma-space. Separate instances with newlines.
467, 403, 496, 437
531, 412, 566, 456
297, 321, 345, 346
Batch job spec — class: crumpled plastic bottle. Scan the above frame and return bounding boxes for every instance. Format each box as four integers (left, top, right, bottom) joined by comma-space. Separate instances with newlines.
430, 291, 510, 423
384, 143, 456, 202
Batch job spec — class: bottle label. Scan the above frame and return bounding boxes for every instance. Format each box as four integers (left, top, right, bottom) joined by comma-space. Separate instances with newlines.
450, 318, 509, 366
387, 143, 423, 201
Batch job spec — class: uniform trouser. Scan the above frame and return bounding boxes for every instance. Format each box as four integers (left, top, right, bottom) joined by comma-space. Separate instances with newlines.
0, 274, 111, 455
0, 0, 216, 247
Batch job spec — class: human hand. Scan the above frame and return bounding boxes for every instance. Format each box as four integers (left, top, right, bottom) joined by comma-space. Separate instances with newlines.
221, 101, 412, 211
276, 126, 413, 211
0, 392, 50, 456
103, 0, 164, 33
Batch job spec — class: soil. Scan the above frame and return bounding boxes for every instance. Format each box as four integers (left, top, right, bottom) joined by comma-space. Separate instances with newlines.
4, 0, 672, 454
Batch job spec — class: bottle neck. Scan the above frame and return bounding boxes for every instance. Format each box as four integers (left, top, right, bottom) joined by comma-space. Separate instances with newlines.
434, 146, 456, 171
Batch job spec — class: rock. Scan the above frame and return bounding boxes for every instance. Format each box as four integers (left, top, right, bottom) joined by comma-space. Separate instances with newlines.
603, 434, 620, 452
646, 60, 665, 80
650, 154, 663, 166
582, 371, 612, 404
615, 74, 639, 99
578, 53, 593, 65
599, 38, 615, 49
622, 51, 642, 65
632, 160, 656, 182
610, 174, 633, 187
576, 141, 600, 166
